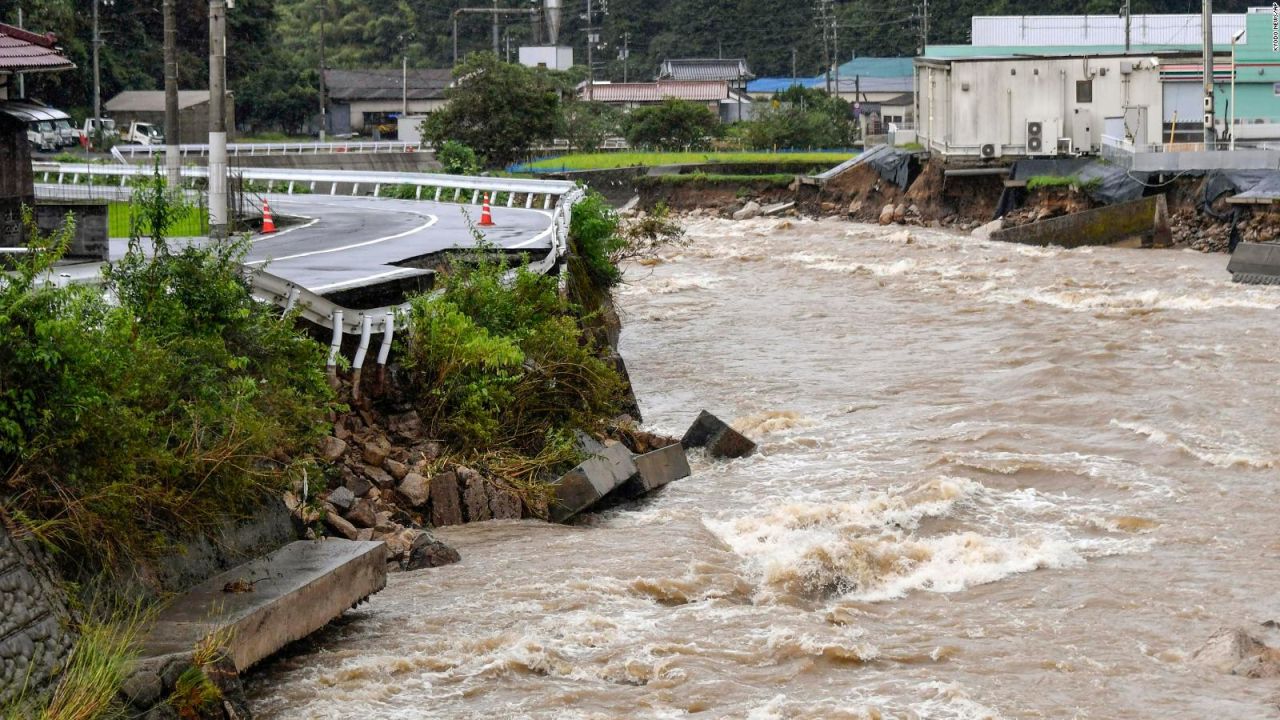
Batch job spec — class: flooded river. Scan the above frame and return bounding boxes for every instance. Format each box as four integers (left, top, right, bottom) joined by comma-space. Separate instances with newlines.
249, 218, 1280, 718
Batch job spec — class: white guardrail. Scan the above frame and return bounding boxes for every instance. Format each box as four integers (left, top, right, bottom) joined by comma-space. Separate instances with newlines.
31, 161, 583, 375
111, 141, 424, 160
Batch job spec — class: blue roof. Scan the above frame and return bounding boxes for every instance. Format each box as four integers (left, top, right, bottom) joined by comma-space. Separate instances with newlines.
746, 77, 821, 93
832, 57, 914, 79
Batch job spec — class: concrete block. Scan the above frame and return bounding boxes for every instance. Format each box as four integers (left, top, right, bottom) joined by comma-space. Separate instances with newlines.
140, 540, 385, 672
682, 410, 757, 459
549, 441, 637, 523
1228, 242, 1280, 285
612, 442, 692, 500
990, 195, 1162, 249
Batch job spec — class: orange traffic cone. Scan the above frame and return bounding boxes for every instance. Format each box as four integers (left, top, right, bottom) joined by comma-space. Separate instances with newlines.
478, 193, 495, 227
262, 198, 277, 234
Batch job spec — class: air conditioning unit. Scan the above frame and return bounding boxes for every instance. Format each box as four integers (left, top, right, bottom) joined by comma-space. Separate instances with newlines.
1027, 120, 1045, 154
1057, 138, 1073, 155
980, 143, 1001, 159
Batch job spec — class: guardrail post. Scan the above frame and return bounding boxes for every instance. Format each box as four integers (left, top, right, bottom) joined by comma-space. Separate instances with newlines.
415, 185, 422, 200
453, 188, 461, 202
282, 286, 301, 315
329, 182, 337, 196
352, 183, 360, 196
351, 313, 373, 400
506, 192, 514, 208
471, 189, 479, 205
525, 193, 534, 209
374, 184, 381, 197
543, 194, 552, 210
326, 309, 344, 386
288, 181, 295, 195
435, 187, 442, 202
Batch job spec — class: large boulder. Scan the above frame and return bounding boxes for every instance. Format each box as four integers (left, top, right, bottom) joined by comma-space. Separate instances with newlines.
1192, 627, 1280, 678
326, 486, 355, 512
344, 499, 377, 529
460, 467, 492, 523
403, 533, 461, 571
318, 436, 347, 463
361, 435, 392, 467
971, 217, 1004, 240
681, 410, 757, 459
732, 200, 762, 221
429, 471, 464, 527
323, 511, 359, 540
398, 472, 430, 508
878, 204, 895, 225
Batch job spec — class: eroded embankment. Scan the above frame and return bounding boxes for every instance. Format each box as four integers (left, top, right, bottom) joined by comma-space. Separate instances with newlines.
636, 156, 1280, 252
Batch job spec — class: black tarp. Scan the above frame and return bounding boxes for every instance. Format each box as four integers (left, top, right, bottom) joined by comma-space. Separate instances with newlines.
995, 158, 1150, 217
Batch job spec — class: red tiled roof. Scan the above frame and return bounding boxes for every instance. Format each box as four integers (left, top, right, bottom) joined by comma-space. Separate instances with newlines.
582, 80, 732, 103
0, 23, 74, 73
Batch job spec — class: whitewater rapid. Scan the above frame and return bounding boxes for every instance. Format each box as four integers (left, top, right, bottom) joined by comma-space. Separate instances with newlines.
248, 217, 1280, 719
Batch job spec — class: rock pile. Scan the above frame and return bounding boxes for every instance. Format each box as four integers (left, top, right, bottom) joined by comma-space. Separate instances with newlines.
292, 408, 532, 571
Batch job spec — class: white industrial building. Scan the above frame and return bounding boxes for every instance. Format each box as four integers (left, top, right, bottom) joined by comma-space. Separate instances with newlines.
915, 53, 1184, 159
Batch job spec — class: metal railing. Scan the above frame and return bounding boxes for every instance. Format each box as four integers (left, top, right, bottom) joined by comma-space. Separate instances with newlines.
111, 140, 426, 162
32, 162, 577, 209
30, 162, 583, 371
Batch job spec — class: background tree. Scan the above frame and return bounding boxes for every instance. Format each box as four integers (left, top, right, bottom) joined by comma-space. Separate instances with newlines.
623, 99, 719, 150
561, 101, 621, 153
743, 86, 855, 149
421, 52, 561, 168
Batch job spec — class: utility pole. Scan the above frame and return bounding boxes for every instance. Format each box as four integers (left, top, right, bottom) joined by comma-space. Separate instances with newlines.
1123, 0, 1132, 53
209, 0, 228, 239
319, 7, 327, 142
586, 0, 594, 101
15, 7, 24, 98
622, 32, 630, 83
93, 0, 102, 124
164, 0, 180, 187
1202, 0, 1215, 146
922, 0, 929, 53
792, 47, 798, 88
492, 0, 499, 55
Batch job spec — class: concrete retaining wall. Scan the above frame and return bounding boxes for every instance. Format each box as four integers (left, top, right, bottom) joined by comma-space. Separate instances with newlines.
991, 195, 1163, 248
0, 524, 76, 707
36, 201, 109, 260
139, 152, 440, 173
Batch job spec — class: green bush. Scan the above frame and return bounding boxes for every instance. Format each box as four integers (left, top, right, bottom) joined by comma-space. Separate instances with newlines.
569, 191, 626, 288
437, 140, 481, 176
624, 98, 721, 150
0, 174, 332, 572
399, 250, 624, 453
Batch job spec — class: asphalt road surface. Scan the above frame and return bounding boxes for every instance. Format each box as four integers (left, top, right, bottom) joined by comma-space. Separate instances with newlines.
250, 195, 554, 293
36, 187, 555, 294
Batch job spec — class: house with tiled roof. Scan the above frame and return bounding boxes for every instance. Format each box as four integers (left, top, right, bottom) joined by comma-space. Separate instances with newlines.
578, 79, 753, 122
0, 22, 74, 101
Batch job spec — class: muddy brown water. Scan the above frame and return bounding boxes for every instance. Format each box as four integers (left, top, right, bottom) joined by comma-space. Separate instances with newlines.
248, 218, 1280, 719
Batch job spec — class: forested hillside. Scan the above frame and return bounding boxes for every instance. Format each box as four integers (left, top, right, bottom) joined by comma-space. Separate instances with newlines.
0, 0, 1257, 133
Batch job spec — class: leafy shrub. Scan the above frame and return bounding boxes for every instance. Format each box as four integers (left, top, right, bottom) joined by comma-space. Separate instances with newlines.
569, 191, 626, 287
0, 173, 332, 572
437, 140, 481, 176
399, 250, 624, 453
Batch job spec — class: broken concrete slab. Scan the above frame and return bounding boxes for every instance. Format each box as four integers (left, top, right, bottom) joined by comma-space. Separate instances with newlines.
549, 440, 637, 523
1228, 242, 1280, 285
612, 442, 692, 500
682, 410, 757, 459
140, 539, 386, 672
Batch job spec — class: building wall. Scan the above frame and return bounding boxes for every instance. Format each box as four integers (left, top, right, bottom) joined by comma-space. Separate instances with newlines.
0, 117, 33, 246
917, 55, 1166, 156
109, 97, 236, 144
346, 99, 447, 133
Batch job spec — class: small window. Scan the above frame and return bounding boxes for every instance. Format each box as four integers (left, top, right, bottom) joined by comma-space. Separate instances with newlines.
1273, 82, 1280, 96
1076, 79, 1093, 103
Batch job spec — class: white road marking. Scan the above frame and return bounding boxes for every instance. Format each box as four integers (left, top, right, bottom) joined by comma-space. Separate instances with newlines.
245, 214, 439, 265
310, 267, 426, 293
